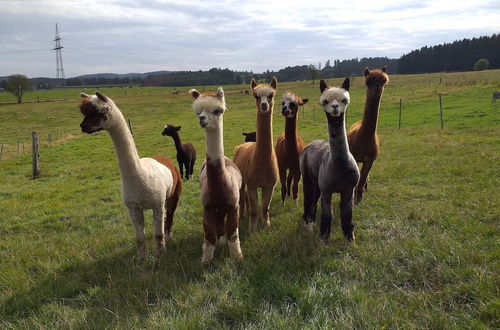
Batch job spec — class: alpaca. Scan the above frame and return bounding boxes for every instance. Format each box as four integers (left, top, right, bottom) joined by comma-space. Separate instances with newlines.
79, 92, 182, 260
242, 131, 256, 142
190, 87, 243, 263
162, 124, 197, 180
275, 91, 308, 205
492, 91, 500, 103
233, 77, 279, 233
300, 78, 360, 242
347, 67, 389, 203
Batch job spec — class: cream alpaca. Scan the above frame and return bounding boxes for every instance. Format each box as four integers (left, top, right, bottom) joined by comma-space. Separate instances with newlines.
79, 92, 182, 260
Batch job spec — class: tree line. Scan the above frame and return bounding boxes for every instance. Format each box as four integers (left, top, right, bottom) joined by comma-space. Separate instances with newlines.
1, 34, 499, 101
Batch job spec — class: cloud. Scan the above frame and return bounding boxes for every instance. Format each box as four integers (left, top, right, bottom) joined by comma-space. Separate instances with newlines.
0, 0, 498, 77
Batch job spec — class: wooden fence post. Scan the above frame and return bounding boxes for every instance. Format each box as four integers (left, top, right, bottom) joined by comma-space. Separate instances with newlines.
32, 131, 41, 178
439, 94, 444, 129
0, 144, 3, 161
399, 98, 402, 129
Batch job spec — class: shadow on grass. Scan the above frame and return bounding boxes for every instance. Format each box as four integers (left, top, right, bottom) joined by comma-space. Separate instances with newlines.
1, 212, 352, 326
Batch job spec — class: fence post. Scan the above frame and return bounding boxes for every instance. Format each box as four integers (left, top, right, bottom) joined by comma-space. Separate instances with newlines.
0, 144, 3, 161
439, 94, 444, 129
17, 140, 20, 154
32, 131, 41, 178
399, 98, 402, 129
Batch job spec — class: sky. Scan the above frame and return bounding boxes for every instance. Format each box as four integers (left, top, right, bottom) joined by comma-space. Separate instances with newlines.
1, 0, 499, 78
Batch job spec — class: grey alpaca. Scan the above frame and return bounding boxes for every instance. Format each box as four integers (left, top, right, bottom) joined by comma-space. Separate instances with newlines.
300, 78, 360, 242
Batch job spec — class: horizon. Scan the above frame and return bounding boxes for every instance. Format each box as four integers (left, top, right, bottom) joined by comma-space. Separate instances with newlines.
1, 0, 499, 78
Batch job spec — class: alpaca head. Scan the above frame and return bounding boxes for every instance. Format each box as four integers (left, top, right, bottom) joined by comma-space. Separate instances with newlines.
79, 92, 118, 134
281, 92, 308, 118
190, 87, 226, 131
251, 77, 277, 113
319, 78, 350, 118
162, 124, 181, 137
364, 66, 389, 90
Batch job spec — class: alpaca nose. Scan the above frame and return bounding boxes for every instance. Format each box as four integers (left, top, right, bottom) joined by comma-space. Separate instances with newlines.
281, 107, 289, 116
198, 115, 207, 127
260, 103, 269, 111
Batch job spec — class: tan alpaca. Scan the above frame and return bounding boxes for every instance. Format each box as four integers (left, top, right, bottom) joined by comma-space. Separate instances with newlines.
347, 67, 389, 203
190, 87, 243, 264
233, 77, 279, 233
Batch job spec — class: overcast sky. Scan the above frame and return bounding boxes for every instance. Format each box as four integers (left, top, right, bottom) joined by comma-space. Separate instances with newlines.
1, 0, 499, 78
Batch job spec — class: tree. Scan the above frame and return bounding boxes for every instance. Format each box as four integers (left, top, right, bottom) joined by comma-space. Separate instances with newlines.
473, 58, 490, 71
309, 64, 320, 84
6, 74, 31, 103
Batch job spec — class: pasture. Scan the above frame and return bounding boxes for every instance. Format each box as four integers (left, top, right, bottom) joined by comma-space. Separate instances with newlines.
0, 70, 499, 328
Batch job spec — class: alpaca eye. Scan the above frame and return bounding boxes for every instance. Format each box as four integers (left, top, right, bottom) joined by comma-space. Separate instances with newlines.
341, 99, 347, 105
281, 102, 285, 106
289, 102, 297, 108
322, 100, 329, 106
213, 109, 223, 115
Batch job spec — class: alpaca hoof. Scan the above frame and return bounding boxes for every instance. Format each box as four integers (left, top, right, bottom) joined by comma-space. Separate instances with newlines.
165, 231, 173, 241
264, 219, 271, 227
303, 222, 315, 233
293, 198, 298, 207
201, 241, 215, 264
320, 237, 329, 245
201, 255, 213, 264
345, 233, 356, 244
156, 245, 166, 258
232, 252, 244, 261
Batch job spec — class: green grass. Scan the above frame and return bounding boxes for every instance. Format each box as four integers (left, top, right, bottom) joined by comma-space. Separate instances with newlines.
0, 70, 499, 328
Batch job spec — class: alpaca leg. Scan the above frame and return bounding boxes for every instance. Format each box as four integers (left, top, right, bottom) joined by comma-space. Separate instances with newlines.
226, 206, 243, 260
286, 169, 293, 198
165, 191, 179, 240
178, 161, 184, 181
202, 208, 217, 264
319, 193, 333, 241
184, 162, 190, 180
247, 187, 259, 234
292, 170, 301, 206
128, 206, 146, 261
261, 186, 275, 227
190, 158, 195, 179
340, 190, 355, 243
216, 210, 226, 245
152, 206, 166, 257
279, 167, 287, 205
301, 170, 317, 231
355, 160, 373, 203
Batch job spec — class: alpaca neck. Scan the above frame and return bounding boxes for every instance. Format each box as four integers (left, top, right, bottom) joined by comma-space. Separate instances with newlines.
285, 116, 298, 150
205, 124, 224, 163
326, 114, 349, 157
107, 112, 142, 178
170, 133, 183, 153
255, 110, 274, 159
360, 87, 384, 136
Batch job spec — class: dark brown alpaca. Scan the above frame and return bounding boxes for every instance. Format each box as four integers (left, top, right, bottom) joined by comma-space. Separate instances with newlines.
242, 131, 256, 142
347, 67, 389, 203
162, 124, 197, 180
275, 91, 308, 205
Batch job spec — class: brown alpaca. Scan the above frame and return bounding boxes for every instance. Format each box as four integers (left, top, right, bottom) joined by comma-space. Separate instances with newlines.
275, 91, 308, 205
233, 77, 279, 233
190, 87, 243, 263
347, 67, 389, 203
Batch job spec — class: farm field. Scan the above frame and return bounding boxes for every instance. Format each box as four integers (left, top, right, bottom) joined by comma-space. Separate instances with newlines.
0, 70, 499, 328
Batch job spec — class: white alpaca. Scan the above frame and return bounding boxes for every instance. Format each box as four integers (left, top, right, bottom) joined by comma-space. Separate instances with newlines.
190, 87, 243, 264
79, 92, 182, 260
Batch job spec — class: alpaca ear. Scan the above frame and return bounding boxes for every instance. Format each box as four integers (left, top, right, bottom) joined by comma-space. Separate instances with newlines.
320, 79, 328, 93
80, 92, 89, 99
189, 89, 200, 99
381, 66, 387, 73
270, 77, 277, 90
364, 68, 370, 77
216, 87, 225, 100
242, 133, 247, 136
251, 78, 257, 90
96, 91, 108, 102
342, 77, 350, 91
300, 98, 309, 106
176, 126, 181, 131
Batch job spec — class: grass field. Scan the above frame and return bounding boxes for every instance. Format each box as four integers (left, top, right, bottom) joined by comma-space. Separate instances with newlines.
0, 70, 499, 328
